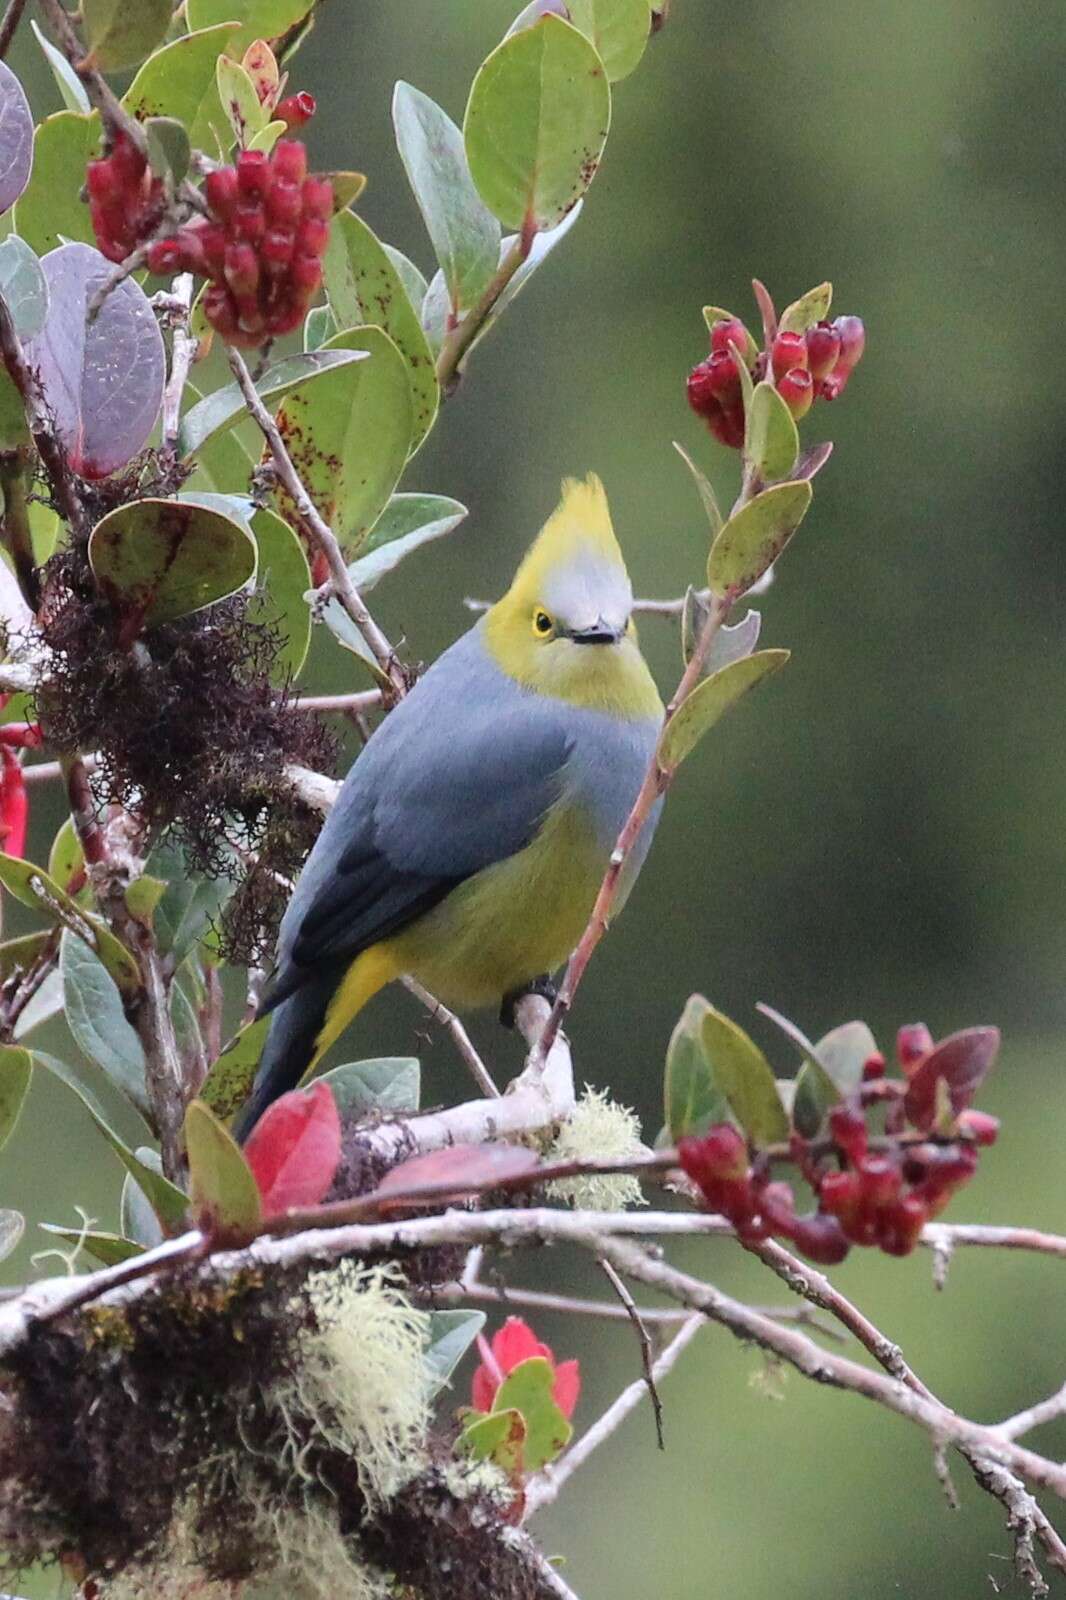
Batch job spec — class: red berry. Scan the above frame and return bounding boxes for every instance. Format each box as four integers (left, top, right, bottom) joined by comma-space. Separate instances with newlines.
770, 330, 807, 379
266, 178, 303, 225
237, 149, 273, 200
290, 253, 323, 296
828, 1101, 868, 1164
147, 238, 185, 275
224, 241, 260, 295
818, 1168, 861, 1220
205, 166, 240, 218
878, 1194, 927, 1257
806, 319, 841, 381
679, 1124, 749, 1185
301, 176, 334, 221
86, 159, 120, 203
709, 399, 746, 450
896, 1023, 933, 1071
261, 227, 296, 270
776, 367, 813, 420
709, 316, 749, 359
109, 132, 146, 189
276, 91, 316, 129
203, 284, 238, 336
297, 215, 329, 257
955, 1109, 1000, 1147
861, 1051, 887, 1081
271, 140, 308, 185
821, 315, 865, 400
789, 1212, 850, 1265
267, 298, 308, 337
857, 1154, 901, 1207
234, 201, 266, 242
687, 360, 719, 420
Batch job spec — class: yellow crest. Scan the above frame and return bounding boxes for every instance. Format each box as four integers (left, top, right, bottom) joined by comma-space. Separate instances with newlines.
507, 474, 627, 603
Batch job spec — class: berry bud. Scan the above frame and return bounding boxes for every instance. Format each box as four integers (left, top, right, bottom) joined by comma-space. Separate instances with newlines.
828, 1101, 868, 1165
197, 223, 227, 274
896, 1023, 933, 1072
862, 1051, 887, 1081
237, 148, 272, 200
267, 298, 308, 337
756, 1180, 796, 1232
276, 91, 316, 129
301, 176, 335, 220
805, 319, 841, 381
770, 330, 807, 379
790, 1212, 850, 1265
818, 1168, 861, 1223
705, 349, 742, 398
205, 165, 240, 218
86, 160, 120, 203
203, 284, 238, 337
708, 399, 746, 450
297, 215, 329, 257
686, 360, 719, 420
271, 140, 308, 185
146, 238, 185, 275
776, 367, 813, 420
955, 1109, 1000, 1147
679, 1124, 748, 1185
224, 241, 260, 296
709, 316, 749, 359
820, 315, 865, 400
878, 1194, 927, 1257
234, 201, 266, 242
266, 177, 303, 225
857, 1154, 901, 1207
109, 132, 146, 189
290, 253, 323, 296
261, 227, 295, 271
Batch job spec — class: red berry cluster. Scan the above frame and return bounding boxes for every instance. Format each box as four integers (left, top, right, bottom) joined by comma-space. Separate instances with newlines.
145, 142, 332, 348
687, 313, 866, 449
87, 132, 165, 265
678, 1022, 999, 1266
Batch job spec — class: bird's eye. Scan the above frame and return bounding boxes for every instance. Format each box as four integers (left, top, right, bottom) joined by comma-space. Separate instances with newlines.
532, 609, 554, 637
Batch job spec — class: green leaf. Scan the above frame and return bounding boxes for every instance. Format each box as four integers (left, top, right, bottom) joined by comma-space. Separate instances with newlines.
458, 1407, 526, 1476
121, 1160, 164, 1247
13, 111, 99, 257
213, 53, 268, 150
0, 1043, 31, 1151
567, 0, 653, 80
271, 326, 412, 557
123, 24, 240, 151
246, 117, 286, 156
145, 117, 191, 186
89, 497, 257, 630
185, 0, 313, 57
383, 244, 429, 316
494, 1356, 572, 1471
700, 1006, 789, 1145
303, 303, 337, 352
792, 1057, 841, 1140
347, 493, 467, 591
185, 1098, 262, 1236
200, 1016, 268, 1121
178, 348, 366, 463
0, 235, 49, 341
315, 1057, 420, 1117
757, 1009, 875, 1139
124, 874, 167, 923
30, 21, 90, 115
745, 380, 799, 483
392, 82, 500, 314
321, 210, 439, 453
83, 0, 171, 71
664, 993, 730, 1140
148, 840, 234, 964
0, 931, 51, 984
0, 855, 139, 993
673, 439, 722, 537
463, 14, 611, 233
324, 171, 368, 213
423, 1308, 486, 1399
657, 650, 789, 770
0, 1206, 23, 1261
778, 281, 832, 336
38, 1224, 144, 1266
60, 929, 148, 1117
250, 506, 312, 680
707, 481, 812, 599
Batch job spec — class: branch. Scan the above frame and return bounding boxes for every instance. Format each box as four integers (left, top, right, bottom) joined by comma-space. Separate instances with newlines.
524, 1313, 704, 1515
0, 0, 28, 58
0, 290, 87, 538
159, 273, 195, 453
995, 1382, 1066, 1443
225, 346, 408, 701
402, 973, 499, 1097
435, 235, 530, 393
35, 0, 147, 154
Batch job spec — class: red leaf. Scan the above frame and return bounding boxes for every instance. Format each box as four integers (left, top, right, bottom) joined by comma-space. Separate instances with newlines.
372, 1142, 540, 1206
244, 1081, 341, 1216
493, 1316, 550, 1373
552, 1358, 581, 1420
471, 1360, 498, 1414
903, 1027, 1001, 1132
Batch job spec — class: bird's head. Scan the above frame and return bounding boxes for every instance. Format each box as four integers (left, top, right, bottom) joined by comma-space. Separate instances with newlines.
484, 475, 661, 717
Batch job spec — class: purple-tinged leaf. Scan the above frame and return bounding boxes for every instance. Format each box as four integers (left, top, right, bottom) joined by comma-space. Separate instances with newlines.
904, 1027, 1001, 1133
791, 440, 834, 482
0, 63, 33, 216
25, 243, 164, 480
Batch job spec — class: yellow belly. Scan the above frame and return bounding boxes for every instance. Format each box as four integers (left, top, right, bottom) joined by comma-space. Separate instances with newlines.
387, 800, 605, 1009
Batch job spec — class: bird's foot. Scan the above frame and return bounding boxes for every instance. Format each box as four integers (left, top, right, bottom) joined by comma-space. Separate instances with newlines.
499, 974, 558, 1030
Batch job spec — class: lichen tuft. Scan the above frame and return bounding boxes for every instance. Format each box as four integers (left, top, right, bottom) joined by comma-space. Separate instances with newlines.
546, 1086, 648, 1211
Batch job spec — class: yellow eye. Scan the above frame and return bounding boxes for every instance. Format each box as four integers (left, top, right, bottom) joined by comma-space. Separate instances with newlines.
532, 609, 554, 637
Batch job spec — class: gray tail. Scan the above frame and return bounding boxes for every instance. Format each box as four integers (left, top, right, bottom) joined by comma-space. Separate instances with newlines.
232, 966, 341, 1143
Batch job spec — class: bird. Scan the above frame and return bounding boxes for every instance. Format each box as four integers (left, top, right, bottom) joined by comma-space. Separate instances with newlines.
233, 474, 664, 1139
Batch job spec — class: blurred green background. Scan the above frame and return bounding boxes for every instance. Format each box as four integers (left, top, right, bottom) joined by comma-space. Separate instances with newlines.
5, 2, 1066, 1596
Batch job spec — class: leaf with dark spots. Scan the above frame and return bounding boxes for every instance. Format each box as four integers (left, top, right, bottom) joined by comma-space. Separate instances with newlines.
371, 1142, 540, 1207
904, 1027, 1000, 1132
88, 497, 256, 632
0, 63, 33, 216
25, 243, 164, 480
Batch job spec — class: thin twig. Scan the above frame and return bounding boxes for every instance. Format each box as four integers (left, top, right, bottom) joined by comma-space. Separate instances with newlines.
525, 1314, 704, 1514
225, 345, 407, 701
0, 290, 87, 538
995, 1382, 1066, 1443
597, 1256, 663, 1447
402, 973, 499, 1098
435, 235, 531, 393
0, 0, 28, 58
160, 274, 195, 452
289, 690, 383, 716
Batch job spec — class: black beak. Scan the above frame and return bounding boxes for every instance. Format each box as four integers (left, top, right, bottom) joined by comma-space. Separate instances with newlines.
569, 624, 620, 646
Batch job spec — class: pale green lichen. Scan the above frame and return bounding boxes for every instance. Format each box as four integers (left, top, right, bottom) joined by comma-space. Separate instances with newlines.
281, 1260, 431, 1504
545, 1087, 648, 1211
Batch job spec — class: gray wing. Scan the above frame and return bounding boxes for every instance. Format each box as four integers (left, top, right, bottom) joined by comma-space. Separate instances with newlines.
262, 632, 573, 1011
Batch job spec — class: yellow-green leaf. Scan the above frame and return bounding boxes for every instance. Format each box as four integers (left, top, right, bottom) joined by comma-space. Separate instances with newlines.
13, 111, 99, 257
83, 0, 171, 71
0, 855, 139, 993
707, 481, 812, 598
673, 439, 722, 536
494, 1356, 572, 1470
745, 380, 799, 482
123, 24, 240, 151
778, 281, 832, 336
200, 1016, 268, 1121
0, 1043, 31, 1151
567, 0, 653, 81
657, 650, 789, 770
185, 0, 313, 58
664, 994, 730, 1140
185, 1098, 262, 1236
213, 53, 268, 151
88, 498, 257, 629
700, 1005, 789, 1144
